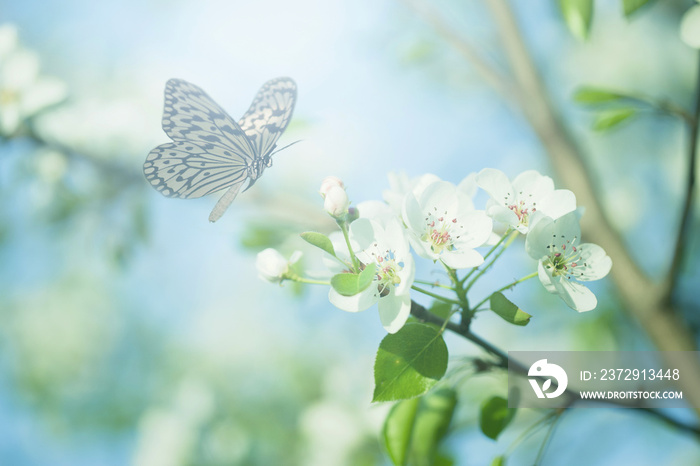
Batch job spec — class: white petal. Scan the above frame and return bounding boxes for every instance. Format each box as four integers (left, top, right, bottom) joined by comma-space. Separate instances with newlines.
20, 77, 67, 116
442, 249, 484, 269
486, 203, 520, 228
412, 173, 442, 198
0, 105, 20, 135
552, 211, 581, 239
512, 170, 553, 202
681, 6, 700, 49
385, 219, 410, 257
2, 49, 39, 89
537, 260, 558, 294
349, 218, 375, 251
395, 254, 415, 295
406, 233, 437, 261
538, 262, 597, 312
575, 243, 612, 281
419, 181, 458, 216
328, 286, 379, 313
457, 172, 478, 200
553, 278, 598, 312
537, 189, 577, 220
526, 216, 556, 260
455, 210, 492, 248
403, 192, 426, 236
378, 292, 411, 333
477, 168, 513, 204
0, 24, 18, 57
357, 200, 395, 224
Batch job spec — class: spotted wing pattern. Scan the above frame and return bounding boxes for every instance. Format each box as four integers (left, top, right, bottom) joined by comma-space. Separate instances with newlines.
237, 77, 296, 158
144, 141, 248, 198
143, 77, 297, 212
144, 79, 255, 199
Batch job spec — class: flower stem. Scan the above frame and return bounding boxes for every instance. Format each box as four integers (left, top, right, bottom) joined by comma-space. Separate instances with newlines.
411, 285, 462, 306
465, 229, 519, 293
460, 230, 511, 286
290, 276, 331, 286
413, 279, 456, 291
339, 220, 360, 272
471, 271, 537, 311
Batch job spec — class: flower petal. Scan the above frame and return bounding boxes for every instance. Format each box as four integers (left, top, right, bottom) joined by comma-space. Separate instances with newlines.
512, 170, 553, 201
477, 168, 513, 204
378, 291, 411, 333
526, 216, 556, 260
681, 5, 700, 49
418, 181, 458, 216
575, 243, 612, 281
328, 286, 379, 313
537, 189, 577, 220
402, 192, 425, 236
442, 248, 484, 269
537, 262, 597, 311
552, 277, 598, 312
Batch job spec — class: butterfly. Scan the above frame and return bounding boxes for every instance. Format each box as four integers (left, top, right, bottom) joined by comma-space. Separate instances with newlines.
143, 77, 297, 222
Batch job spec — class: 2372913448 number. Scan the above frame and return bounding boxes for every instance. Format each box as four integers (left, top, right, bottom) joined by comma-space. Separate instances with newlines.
600, 368, 680, 381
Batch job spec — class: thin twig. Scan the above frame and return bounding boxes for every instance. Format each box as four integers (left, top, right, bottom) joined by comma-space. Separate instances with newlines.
399, 0, 515, 100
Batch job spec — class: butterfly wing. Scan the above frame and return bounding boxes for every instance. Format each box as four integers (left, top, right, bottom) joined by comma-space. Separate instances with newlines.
144, 141, 249, 198
237, 77, 297, 157
144, 79, 256, 199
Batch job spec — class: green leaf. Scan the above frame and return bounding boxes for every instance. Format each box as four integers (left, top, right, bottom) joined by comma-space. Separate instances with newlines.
573, 87, 626, 105
382, 389, 458, 466
300, 231, 335, 257
411, 389, 458, 465
383, 397, 420, 466
428, 301, 453, 321
490, 292, 531, 326
491, 456, 506, 466
479, 396, 516, 440
593, 108, 637, 131
373, 323, 449, 402
558, 0, 593, 40
622, 0, 655, 17
330, 263, 376, 296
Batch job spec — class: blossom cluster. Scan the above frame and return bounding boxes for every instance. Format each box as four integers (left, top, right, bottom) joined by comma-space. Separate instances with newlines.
257, 170, 612, 333
0, 24, 66, 136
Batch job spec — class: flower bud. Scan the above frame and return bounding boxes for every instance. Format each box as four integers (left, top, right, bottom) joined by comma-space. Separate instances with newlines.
319, 176, 345, 197
324, 185, 350, 218
256, 248, 290, 283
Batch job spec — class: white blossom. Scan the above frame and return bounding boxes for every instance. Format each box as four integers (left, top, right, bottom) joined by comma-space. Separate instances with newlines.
526, 213, 612, 312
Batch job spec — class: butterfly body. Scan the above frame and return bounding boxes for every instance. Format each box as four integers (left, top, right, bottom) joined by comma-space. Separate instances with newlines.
144, 77, 297, 222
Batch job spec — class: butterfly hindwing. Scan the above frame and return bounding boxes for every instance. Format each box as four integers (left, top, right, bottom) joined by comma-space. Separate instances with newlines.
144, 141, 248, 199
238, 77, 297, 158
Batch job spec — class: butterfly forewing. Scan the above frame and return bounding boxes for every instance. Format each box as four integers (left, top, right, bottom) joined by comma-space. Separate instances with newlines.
161, 79, 256, 162
238, 77, 297, 157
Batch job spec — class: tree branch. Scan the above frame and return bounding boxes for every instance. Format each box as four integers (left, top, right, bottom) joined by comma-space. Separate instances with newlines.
480, 0, 700, 416
399, 0, 700, 416
399, 0, 515, 100
665, 51, 700, 300
410, 300, 700, 437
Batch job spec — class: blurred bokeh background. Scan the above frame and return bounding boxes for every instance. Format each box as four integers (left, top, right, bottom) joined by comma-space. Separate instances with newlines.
1, 0, 700, 464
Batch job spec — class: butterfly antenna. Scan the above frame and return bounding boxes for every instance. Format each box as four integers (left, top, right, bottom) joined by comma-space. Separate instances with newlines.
270, 140, 302, 156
